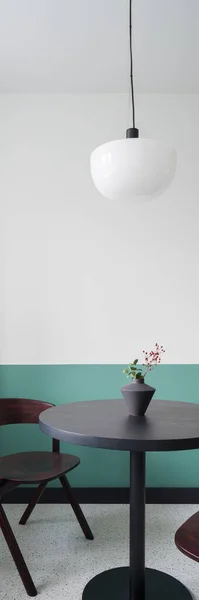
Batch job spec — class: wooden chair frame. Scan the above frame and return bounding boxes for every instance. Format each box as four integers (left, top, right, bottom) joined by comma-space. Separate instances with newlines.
0, 398, 93, 596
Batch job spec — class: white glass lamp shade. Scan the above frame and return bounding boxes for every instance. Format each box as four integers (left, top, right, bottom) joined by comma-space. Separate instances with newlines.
90, 138, 177, 201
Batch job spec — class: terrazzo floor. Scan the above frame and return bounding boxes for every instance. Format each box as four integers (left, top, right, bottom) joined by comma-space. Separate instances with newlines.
0, 504, 198, 600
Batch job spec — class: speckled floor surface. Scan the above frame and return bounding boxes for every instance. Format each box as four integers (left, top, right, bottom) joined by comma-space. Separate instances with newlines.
0, 504, 198, 600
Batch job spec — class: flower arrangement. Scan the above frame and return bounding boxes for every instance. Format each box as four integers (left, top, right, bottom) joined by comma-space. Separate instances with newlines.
123, 343, 165, 380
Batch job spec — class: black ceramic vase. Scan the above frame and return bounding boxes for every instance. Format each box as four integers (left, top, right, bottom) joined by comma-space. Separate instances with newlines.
121, 378, 155, 416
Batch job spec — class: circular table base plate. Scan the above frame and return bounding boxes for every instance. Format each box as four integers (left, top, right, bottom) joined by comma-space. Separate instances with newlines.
82, 567, 192, 600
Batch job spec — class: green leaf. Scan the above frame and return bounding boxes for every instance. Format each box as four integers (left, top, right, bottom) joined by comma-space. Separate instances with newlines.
133, 359, 138, 365
136, 372, 143, 379
123, 369, 129, 374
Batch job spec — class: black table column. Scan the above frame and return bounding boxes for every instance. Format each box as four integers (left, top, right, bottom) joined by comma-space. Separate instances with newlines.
129, 451, 145, 600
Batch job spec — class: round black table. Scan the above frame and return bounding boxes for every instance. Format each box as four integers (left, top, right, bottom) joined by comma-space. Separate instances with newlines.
39, 399, 199, 600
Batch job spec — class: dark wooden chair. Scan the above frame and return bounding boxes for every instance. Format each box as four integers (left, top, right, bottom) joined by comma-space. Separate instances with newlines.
0, 398, 93, 596
175, 511, 199, 563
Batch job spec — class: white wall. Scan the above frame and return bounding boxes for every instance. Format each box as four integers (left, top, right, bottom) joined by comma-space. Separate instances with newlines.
0, 93, 198, 364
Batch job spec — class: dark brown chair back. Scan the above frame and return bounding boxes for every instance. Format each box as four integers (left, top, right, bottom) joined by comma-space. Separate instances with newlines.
0, 398, 54, 426
0, 398, 60, 453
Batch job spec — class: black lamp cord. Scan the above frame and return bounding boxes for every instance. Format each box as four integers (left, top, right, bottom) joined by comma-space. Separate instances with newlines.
126, 0, 139, 139
129, 0, 135, 128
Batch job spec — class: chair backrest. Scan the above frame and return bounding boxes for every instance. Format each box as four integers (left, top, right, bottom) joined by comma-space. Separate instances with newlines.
0, 398, 54, 426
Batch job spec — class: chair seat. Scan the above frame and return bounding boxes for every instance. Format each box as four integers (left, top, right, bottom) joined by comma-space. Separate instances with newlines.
175, 511, 199, 563
0, 451, 80, 483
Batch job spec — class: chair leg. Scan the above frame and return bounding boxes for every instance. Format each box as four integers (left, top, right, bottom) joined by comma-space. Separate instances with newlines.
59, 475, 94, 540
19, 483, 47, 525
0, 504, 37, 597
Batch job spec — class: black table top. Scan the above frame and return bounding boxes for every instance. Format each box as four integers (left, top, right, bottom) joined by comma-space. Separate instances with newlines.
39, 399, 199, 452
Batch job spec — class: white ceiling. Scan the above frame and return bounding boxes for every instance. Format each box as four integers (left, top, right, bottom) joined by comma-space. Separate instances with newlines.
0, 0, 198, 93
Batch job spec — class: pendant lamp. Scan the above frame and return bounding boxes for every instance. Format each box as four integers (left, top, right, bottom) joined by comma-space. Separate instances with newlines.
90, 1, 177, 202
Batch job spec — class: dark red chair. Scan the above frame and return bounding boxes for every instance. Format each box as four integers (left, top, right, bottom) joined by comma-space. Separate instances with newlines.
175, 511, 199, 563
0, 398, 93, 596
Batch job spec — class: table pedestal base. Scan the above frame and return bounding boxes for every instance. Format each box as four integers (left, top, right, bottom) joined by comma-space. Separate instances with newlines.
82, 567, 192, 600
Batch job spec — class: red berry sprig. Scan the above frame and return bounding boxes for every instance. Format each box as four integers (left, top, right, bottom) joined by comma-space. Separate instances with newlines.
142, 343, 165, 376
123, 343, 165, 380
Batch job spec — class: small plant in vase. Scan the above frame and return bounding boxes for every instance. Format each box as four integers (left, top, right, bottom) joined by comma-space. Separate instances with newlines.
121, 344, 165, 417
123, 344, 165, 381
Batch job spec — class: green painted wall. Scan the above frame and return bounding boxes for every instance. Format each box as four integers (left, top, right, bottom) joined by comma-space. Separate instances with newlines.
1, 364, 199, 488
